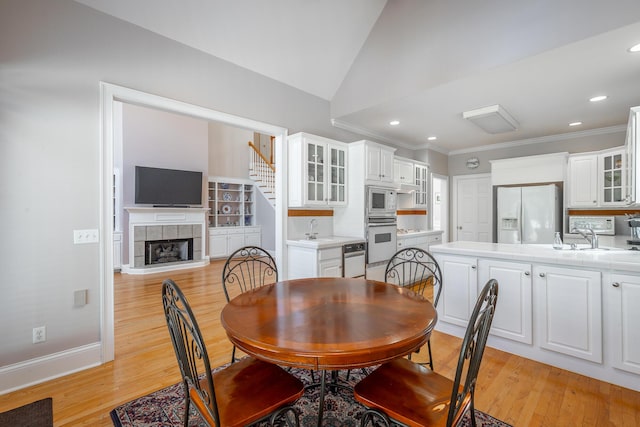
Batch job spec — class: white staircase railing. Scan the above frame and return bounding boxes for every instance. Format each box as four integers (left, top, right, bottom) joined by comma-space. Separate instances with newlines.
248, 141, 276, 208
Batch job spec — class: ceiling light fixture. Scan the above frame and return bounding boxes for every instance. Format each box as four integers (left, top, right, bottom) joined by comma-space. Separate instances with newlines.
389, 120, 400, 126
569, 121, 582, 126
629, 43, 640, 53
589, 95, 608, 102
427, 136, 437, 141
462, 104, 518, 134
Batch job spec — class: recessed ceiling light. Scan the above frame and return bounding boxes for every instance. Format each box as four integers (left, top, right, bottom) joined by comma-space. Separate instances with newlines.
427, 136, 437, 141
629, 43, 640, 53
569, 121, 583, 127
389, 120, 400, 126
589, 95, 608, 102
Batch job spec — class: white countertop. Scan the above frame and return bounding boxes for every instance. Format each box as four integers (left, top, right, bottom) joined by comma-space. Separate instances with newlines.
429, 241, 640, 273
286, 235, 365, 249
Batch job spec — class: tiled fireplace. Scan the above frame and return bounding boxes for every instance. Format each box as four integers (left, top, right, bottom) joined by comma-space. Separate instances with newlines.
124, 207, 209, 274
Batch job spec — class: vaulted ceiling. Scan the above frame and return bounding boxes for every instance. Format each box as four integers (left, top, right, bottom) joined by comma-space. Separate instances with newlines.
76, 0, 640, 153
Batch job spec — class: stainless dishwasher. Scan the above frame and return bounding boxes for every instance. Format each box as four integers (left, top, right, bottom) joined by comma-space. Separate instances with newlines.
342, 242, 366, 278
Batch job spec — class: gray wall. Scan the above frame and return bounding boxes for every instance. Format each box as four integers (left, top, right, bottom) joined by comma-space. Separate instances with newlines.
448, 129, 626, 177
0, 0, 362, 371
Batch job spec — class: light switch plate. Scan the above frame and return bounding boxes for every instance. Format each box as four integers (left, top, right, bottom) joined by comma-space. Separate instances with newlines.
73, 229, 99, 244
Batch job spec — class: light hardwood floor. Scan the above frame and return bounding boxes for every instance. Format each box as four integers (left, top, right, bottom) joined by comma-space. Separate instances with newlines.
1, 261, 639, 426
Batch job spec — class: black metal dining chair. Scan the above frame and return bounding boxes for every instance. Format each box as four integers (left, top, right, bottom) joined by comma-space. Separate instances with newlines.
385, 247, 443, 369
162, 278, 304, 427
354, 278, 498, 427
222, 245, 278, 363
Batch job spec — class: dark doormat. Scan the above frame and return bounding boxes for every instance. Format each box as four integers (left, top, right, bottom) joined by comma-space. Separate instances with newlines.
0, 397, 53, 427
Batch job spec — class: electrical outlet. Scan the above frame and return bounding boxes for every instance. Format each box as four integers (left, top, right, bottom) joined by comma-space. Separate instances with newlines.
73, 229, 99, 244
33, 326, 46, 343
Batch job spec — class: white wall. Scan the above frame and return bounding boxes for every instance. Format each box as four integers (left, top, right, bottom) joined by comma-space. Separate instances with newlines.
0, 0, 364, 386
208, 122, 253, 179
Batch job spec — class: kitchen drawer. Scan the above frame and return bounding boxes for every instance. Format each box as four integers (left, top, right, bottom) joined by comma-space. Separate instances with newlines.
318, 247, 342, 260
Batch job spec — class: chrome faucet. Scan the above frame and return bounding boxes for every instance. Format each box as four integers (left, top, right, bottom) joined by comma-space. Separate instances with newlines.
571, 227, 599, 249
305, 218, 318, 240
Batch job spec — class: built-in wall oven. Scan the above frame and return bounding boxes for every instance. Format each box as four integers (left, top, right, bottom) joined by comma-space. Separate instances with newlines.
366, 217, 398, 264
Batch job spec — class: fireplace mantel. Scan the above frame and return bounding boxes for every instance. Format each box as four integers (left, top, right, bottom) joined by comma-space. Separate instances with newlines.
123, 207, 209, 275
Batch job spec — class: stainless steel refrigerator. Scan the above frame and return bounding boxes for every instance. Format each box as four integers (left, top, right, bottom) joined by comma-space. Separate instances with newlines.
496, 184, 561, 244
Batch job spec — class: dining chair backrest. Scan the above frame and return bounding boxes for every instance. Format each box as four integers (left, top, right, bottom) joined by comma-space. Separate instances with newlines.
222, 246, 278, 302
162, 278, 219, 425
385, 247, 443, 306
446, 278, 499, 426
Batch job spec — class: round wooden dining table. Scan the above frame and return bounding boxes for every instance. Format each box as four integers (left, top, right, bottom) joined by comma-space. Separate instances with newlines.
220, 277, 438, 426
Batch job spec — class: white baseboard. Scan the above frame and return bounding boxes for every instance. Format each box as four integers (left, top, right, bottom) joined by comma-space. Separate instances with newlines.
0, 342, 102, 395
121, 258, 209, 275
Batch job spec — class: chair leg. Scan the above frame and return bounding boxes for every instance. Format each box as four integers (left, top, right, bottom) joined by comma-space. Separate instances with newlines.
427, 339, 434, 370
182, 383, 191, 427
231, 345, 236, 364
469, 391, 477, 427
360, 408, 391, 427
269, 405, 299, 427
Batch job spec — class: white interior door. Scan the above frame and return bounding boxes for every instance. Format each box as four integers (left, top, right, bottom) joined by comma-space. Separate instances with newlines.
453, 174, 492, 242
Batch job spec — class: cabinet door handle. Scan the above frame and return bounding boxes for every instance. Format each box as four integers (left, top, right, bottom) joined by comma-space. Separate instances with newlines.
539, 272, 546, 278
612, 282, 621, 288
471, 265, 477, 270
524, 271, 530, 276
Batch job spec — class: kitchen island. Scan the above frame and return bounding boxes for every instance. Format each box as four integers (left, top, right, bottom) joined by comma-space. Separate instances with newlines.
430, 242, 640, 392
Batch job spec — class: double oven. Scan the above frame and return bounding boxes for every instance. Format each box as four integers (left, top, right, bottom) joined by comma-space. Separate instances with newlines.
366, 186, 397, 265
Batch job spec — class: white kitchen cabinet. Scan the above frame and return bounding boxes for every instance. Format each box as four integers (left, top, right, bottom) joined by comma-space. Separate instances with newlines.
227, 228, 245, 255
426, 232, 442, 248
478, 259, 532, 344
608, 273, 640, 375
437, 254, 532, 344
567, 147, 626, 207
209, 226, 262, 259
394, 158, 414, 185
209, 229, 228, 258
598, 148, 626, 205
397, 234, 429, 251
287, 245, 343, 279
365, 142, 395, 183
288, 132, 347, 207
414, 163, 429, 207
534, 265, 602, 363
568, 153, 598, 207
435, 254, 478, 327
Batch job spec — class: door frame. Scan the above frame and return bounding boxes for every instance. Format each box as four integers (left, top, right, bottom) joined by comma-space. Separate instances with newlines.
99, 82, 288, 362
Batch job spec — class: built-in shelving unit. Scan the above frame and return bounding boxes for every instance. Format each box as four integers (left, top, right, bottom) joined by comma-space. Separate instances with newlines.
208, 177, 255, 227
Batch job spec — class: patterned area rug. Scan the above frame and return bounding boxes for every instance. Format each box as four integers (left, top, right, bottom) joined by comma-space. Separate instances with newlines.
111, 366, 511, 427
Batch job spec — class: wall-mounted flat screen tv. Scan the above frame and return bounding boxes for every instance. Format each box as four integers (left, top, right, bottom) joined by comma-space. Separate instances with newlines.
135, 166, 203, 206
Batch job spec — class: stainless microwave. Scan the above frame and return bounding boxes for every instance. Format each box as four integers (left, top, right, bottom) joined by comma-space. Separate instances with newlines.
367, 186, 397, 216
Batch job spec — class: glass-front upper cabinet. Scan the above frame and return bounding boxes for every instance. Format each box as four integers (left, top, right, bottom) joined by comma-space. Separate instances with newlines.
288, 132, 348, 207
328, 146, 346, 204
414, 164, 428, 208
599, 148, 626, 206
307, 142, 325, 204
